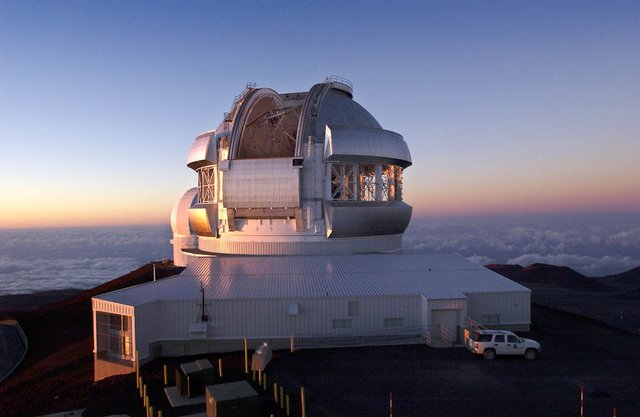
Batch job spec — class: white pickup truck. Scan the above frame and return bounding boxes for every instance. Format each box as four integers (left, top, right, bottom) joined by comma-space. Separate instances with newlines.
466, 329, 541, 360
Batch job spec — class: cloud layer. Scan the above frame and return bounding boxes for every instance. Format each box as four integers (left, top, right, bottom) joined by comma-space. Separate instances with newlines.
1, 217, 638, 295
0, 225, 172, 295
404, 214, 640, 276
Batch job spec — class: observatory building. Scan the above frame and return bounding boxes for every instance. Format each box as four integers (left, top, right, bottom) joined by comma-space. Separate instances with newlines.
92, 77, 531, 380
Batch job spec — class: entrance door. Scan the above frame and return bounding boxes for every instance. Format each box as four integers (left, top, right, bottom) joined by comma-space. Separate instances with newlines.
431, 309, 459, 343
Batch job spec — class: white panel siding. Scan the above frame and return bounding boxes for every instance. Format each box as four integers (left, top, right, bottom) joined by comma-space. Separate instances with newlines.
92, 298, 134, 316
466, 291, 531, 326
197, 234, 402, 255
223, 158, 300, 208
133, 294, 423, 354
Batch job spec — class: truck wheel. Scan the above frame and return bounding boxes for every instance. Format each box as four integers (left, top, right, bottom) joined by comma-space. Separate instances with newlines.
524, 349, 537, 360
483, 349, 496, 360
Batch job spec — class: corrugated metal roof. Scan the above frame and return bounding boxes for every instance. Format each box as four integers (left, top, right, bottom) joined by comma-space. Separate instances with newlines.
94, 253, 529, 307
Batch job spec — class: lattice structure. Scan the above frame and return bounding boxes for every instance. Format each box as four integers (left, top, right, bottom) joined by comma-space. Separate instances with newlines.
331, 163, 357, 200
198, 166, 216, 204
359, 164, 377, 201
245, 103, 299, 158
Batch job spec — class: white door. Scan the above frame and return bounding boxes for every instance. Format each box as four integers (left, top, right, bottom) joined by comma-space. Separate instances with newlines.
506, 334, 526, 355
493, 334, 509, 354
431, 309, 459, 343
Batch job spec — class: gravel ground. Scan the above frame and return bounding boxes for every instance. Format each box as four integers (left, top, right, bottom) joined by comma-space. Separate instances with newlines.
264, 304, 640, 417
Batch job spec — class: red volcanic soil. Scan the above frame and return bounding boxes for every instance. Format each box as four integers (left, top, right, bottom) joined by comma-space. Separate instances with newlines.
488, 263, 640, 334
0, 263, 183, 417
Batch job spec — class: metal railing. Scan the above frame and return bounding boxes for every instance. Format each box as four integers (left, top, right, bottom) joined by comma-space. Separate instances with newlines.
324, 75, 353, 90
224, 82, 257, 121
466, 317, 486, 331
284, 326, 432, 350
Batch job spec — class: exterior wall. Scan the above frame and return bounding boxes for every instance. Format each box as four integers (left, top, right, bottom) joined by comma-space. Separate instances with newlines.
197, 234, 403, 255
465, 291, 531, 329
92, 299, 137, 381
427, 299, 467, 327
222, 158, 301, 208
92, 299, 135, 355
133, 294, 423, 361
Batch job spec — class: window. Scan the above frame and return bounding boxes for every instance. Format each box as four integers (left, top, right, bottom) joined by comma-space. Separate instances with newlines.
380, 165, 393, 201
348, 301, 360, 317
478, 334, 493, 342
96, 312, 133, 366
332, 319, 352, 329
358, 164, 376, 201
481, 314, 500, 325
331, 164, 356, 200
507, 335, 519, 343
384, 317, 403, 328
494, 335, 505, 343
330, 163, 404, 202
198, 166, 216, 203
394, 166, 403, 200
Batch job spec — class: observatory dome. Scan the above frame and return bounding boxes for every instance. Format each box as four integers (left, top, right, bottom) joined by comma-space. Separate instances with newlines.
171, 77, 412, 265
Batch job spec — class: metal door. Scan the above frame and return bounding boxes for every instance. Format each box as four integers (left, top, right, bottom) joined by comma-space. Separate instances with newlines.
431, 309, 459, 343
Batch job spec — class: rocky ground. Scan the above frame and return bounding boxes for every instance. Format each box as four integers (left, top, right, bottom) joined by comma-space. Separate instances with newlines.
488, 263, 640, 334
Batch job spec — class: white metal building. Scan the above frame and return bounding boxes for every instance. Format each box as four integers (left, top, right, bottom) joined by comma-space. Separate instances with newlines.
92, 77, 531, 380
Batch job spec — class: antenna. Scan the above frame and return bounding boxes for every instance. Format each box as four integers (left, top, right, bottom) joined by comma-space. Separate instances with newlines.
200, 282, 209, 322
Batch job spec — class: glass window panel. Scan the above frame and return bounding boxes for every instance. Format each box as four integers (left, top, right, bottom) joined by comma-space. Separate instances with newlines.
95, 312, 134, 366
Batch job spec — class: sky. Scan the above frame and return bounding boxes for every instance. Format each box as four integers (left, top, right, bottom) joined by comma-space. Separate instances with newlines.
0, 0, 639, 229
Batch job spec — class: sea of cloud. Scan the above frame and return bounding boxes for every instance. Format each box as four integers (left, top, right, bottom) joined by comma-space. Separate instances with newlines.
0, 225, 172, 295
404, 213, 640, 277
1, 215, 638, 295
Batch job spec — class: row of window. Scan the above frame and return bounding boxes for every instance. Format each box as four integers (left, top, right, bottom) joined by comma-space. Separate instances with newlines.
96, 312, 133, 365
332, 317, 404, 329
195, 162, 404, 206
330, 163, 403, 202
481, 314, 500, 325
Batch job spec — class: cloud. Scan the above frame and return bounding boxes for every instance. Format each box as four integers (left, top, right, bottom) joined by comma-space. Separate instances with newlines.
0, 255, 143, 295
467, 255, 495, 266
0, 225, 172, 295
404, 215, 640, 276
606, 227, 640, 247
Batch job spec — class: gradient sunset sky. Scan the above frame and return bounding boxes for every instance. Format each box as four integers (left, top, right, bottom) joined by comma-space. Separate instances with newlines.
1, 1, 638, 229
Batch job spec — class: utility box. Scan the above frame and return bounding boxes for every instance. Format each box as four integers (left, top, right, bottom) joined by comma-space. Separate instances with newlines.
176, 362, 202, 397
196, 358, 216, 387
251, 342, 272, 371
206, 381, 259, 417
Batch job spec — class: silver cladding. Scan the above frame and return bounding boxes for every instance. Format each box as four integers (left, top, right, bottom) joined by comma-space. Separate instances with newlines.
95, 253, 530, 307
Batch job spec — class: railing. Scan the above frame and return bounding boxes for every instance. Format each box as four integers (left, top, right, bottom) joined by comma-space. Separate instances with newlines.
325, 75, 353, 89
324, 75, 353, 95
283, 326, 433, 350
224, 82, 257, 121
466, 317, 486, 331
